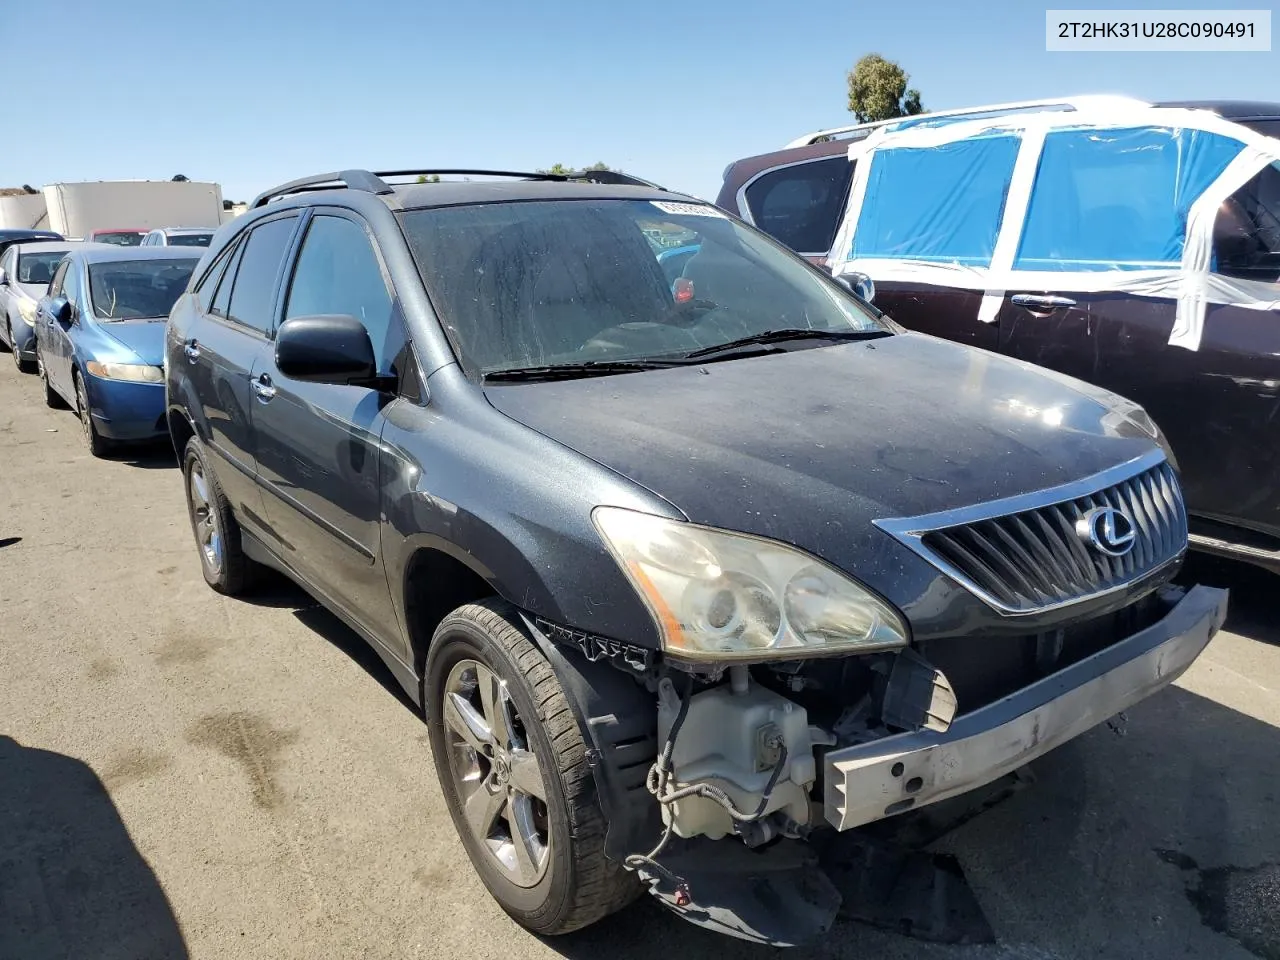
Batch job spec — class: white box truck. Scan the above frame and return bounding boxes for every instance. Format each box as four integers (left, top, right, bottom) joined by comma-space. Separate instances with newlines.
0, 191, 49, 230
41, 180, 224, 238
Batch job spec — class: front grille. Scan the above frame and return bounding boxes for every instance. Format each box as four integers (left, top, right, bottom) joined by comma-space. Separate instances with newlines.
878, 454, 1187, 614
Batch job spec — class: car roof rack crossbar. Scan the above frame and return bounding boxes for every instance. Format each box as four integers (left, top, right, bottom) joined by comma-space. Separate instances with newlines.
251, 170, 394, 208
253, 168, 667, 208
783, 95, 1153, 148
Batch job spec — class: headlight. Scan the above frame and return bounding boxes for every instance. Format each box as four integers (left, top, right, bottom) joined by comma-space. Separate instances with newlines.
17, 299, 38, 325
85, 361, 163, 383
593, 507, 908, 661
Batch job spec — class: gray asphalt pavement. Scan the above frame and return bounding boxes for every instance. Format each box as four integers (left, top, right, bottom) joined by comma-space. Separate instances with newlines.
0, 356, 1276, 960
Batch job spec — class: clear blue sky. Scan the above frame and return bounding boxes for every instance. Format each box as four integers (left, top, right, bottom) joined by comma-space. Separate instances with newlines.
6, 0, 1276, 204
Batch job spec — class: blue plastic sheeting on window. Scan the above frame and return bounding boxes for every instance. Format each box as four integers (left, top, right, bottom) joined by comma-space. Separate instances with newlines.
851, 132, 1021, 266
1015, 126, 1244, 272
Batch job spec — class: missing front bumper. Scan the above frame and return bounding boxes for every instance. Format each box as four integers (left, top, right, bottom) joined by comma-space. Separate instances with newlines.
824, 584, 1228, 832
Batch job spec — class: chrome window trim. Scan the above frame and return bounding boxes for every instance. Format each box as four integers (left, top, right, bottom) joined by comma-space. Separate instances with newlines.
874, 448, 1183, 616
734, 155, 853, 259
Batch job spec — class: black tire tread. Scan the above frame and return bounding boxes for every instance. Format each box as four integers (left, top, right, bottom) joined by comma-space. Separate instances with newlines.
74, 372, 112, 457
435, 599, 640, 934
184, 435, 258, 596
41, 360, 61, 408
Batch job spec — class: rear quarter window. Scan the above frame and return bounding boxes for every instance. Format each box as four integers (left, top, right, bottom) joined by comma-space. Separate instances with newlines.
744, 157, 854, 255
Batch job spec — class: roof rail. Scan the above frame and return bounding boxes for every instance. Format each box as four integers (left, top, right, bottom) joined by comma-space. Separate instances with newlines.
783, 95, 1152, 148
250, 170, 394, 209
376, 169, 665, 189
252, 167, 666, 209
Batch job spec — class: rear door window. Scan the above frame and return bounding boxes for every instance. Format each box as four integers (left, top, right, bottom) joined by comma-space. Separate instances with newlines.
225, 216, 298, 334
852, 132, 1021, 266
744, 157, 854, 255
1015, 126, 1244, 272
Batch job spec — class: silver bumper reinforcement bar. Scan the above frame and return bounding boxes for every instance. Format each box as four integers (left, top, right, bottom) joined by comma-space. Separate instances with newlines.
824, 585, 1229, 831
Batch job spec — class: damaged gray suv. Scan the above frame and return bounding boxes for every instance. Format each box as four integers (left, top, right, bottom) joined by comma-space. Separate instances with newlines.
165, 168, 1228, 946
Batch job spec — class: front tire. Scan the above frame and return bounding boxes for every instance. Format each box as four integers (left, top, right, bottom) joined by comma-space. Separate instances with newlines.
37, 348, 64, 409
9, 323, 33, 373
425, 600, 640, 935
182, 435, 259, 595
74, 372, 111, 456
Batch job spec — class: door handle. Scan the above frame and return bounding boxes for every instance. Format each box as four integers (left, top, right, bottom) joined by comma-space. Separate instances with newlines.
251, 376, 276, 402
1011, 294, 1077, 312
183, 340, 200, 362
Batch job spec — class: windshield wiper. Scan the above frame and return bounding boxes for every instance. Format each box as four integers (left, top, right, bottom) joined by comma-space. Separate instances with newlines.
483, 358, 690, 383
682, 327, 890, 361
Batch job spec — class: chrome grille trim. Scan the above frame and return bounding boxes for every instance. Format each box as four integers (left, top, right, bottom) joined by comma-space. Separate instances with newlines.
874, 450, 1187, 615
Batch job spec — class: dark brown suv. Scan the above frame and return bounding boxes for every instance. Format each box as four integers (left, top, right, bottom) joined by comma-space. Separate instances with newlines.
718, 97, 1280, 575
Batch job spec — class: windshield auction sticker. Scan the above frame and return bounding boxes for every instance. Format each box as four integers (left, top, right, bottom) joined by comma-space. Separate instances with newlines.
1046, 9, 1271, 50
649, 201, 727, 218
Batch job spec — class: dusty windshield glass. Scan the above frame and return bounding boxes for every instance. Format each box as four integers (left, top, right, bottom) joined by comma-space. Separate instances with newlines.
87, 259, 198, 320
399, 198, 884, 375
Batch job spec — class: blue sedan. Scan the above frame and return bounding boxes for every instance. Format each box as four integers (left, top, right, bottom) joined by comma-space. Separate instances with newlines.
35, 246, 200, 456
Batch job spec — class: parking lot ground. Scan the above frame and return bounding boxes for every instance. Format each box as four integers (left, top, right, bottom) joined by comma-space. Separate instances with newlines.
1, 357, 1278, 960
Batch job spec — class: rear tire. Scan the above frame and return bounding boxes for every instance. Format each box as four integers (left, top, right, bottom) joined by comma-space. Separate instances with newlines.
425, 599, 640, 936
182, 435, 259, 595
74, 372, 111, 457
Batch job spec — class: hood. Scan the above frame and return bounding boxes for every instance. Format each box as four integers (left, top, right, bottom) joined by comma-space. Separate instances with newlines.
97, 319, 166, 365
16, 282, 47, 301
484, 333, 1160, 574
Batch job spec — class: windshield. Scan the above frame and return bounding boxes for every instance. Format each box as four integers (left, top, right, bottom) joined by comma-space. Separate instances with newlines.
16, 251, 66, 286
399, 198, 885, 375
87, 259, 198, 320
166, 233, 213, 247
94, 231, 145, 246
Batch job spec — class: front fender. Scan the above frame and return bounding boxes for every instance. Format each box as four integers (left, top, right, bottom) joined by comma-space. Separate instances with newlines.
378, 378, 681, 651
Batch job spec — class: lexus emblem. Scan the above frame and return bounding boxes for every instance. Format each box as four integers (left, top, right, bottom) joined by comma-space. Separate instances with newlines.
1076, 506, 1136, 557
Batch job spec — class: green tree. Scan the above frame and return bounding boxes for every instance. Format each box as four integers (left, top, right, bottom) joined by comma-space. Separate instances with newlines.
846, 54, 924, 122
415, 174, 441, 184
536, 162, 615, 176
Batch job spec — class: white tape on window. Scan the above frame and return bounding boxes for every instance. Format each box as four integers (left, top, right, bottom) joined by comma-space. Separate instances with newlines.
829, 103, 1280, 350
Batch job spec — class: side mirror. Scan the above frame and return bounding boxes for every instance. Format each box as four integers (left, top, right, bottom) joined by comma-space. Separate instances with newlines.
0, 268, 8, 286
275, 314, 384, 387
49, 297, 73, 324
835, 271, 876, 304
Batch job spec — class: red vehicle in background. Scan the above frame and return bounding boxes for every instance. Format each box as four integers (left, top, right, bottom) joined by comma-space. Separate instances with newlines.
89, 228, 147, 246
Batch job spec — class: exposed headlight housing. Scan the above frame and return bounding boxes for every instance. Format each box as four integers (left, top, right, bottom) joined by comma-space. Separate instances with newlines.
593, 507, 909, 661
85, 361, 163, 383
17, 298, 38, 325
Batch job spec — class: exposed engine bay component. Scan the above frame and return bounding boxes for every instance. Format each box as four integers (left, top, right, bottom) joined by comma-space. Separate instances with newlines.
654, 666, 818, 841
881, 647, 957, 733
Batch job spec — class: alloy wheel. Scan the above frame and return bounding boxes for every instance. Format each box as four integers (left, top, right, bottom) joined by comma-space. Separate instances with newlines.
187, 461, 223, 575
442, 659, 551, 888
9, 325, 18, 370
